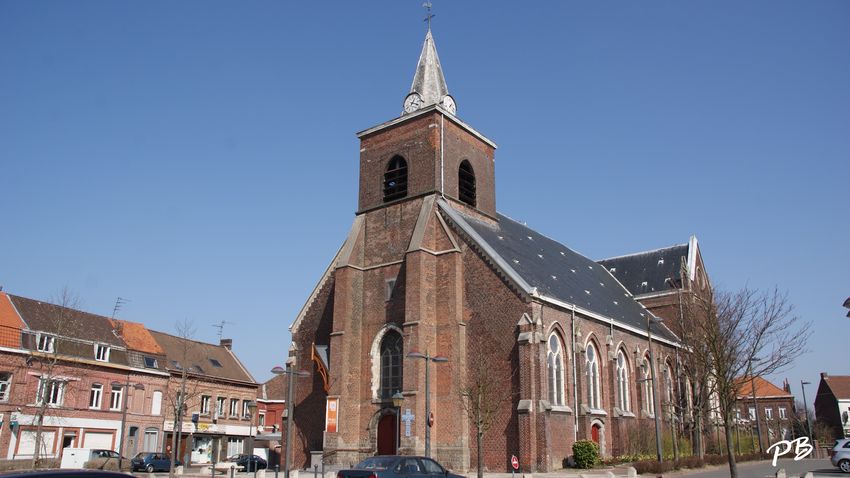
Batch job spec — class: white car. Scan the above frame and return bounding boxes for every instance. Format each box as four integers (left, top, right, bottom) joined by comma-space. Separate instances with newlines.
830, 438, 850, 473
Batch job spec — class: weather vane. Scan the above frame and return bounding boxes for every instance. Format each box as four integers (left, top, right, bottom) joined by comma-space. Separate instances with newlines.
423, 2, 434, 31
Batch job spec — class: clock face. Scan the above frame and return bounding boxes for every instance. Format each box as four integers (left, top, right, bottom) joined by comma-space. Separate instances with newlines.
441, 95, 456, 114
403, 93, 423, 113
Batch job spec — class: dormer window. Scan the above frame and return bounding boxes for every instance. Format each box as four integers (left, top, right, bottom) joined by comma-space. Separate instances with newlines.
94, 344, 110, 362
383, 155, 408, 202
36, 334, 55, 353
458, 160, 476, 206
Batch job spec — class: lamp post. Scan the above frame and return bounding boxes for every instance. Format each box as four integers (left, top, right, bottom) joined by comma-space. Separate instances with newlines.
644, 314, 664, 463
246, 400, 257, 472
271, 365, 310, 478
406, 351, 448, 457
801, 380, 813, 441
111, 379, 145, 470
392, 392, 404, 454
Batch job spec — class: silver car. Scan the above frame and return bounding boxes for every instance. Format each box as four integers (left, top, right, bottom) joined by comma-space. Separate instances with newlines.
831, 438, 850, 473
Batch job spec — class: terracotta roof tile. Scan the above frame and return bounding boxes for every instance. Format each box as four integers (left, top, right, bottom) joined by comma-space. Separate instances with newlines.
0, 293, 25, 348
736, 376, 792, 399
111, 319, 163, 354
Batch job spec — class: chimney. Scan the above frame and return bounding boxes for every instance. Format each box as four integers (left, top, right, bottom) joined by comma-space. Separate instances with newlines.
220, 338, 233, 350
783, 379, 791, 394
822, 372, 829, 380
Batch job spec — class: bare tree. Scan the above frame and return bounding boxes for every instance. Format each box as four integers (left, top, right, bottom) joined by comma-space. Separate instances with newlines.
29, 288, 83, 469
686, 286, 810, 478
458, 354, 515, 478
167, 319, 200, 478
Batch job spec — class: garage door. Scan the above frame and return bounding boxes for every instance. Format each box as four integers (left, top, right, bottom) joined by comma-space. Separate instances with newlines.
83, 432, 114, 449
17, 430, 56, 457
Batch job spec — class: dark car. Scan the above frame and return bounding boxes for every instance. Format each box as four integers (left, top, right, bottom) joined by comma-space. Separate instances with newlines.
336, 456, 463, 478
226, 454, 267, 471
130, 452, 181, 472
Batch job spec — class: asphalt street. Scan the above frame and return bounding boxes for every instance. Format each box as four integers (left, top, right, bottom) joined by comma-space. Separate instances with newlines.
669, 459, 838, 478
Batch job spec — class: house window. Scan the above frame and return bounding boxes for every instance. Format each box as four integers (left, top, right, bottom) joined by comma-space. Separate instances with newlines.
258, 413, 265, 427
749, 407, 756, 420
209, 359, 223, 368
765, 408, 773, 419
94, 344, 110, 362
241, 400, 250, 418
641, 357, 655, 416
110, 385, 123, 410
37, 378, 64, 406
779, 407, 787, 419
37, 334, 55, 353
143, 428, 158, 452
379, 331, 403, 399
586, 342, 600, 409
216, 397, 226, 417
546, 333, 565, 406
385, 279, 396, 301
200, 395, 211, 415
458, 160, 476, 207
383, 155, 408, 202
230, 398, 239, 417
151, 391, 162, 416
736, 409, 741, 420
0, 372, 11, 402
89, 383, 103, 408
616, 350, 631, 412
143, 356, 158, 368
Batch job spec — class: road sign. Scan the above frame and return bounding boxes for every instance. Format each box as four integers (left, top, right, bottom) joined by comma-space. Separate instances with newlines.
511, 455, 519, 470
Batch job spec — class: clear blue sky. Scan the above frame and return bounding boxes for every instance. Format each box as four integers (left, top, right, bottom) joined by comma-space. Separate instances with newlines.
1, 2, 847, 401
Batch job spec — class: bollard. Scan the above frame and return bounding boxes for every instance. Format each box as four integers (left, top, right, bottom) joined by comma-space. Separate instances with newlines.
275, 465, 280, 478
313, 464, 318, 478
320, 457, 324, 478
231, 466, 235, 478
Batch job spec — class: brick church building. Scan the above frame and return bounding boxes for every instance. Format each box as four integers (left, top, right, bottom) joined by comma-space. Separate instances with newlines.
285, 29, 705, 472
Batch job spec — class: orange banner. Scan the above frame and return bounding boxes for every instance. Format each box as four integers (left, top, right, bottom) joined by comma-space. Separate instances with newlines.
326, 398, 338, 433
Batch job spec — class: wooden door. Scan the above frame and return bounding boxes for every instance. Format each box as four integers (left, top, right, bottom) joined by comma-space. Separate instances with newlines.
377, 413, 397, 455
591, 424, 600, 444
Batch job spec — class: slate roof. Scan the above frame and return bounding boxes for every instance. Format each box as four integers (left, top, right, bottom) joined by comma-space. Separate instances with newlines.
9, 294, 126, 347
598, 244, 689, 297
438, 201, 677, 343
735, 376, 793, 399
149, 330, 256, 385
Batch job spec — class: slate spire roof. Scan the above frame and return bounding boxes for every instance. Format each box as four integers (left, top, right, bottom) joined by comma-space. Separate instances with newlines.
406, 29, 451, 113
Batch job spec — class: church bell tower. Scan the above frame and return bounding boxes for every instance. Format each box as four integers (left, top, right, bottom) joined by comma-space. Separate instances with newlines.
355, 28, 498, 219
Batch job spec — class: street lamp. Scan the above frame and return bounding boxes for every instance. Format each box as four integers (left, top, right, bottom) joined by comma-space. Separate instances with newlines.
843, 298, 850, 318
392, 392, 404, 454
111, 379, 145, 470
643, 313, 664, 463
246, 400, 257, 472
271, 365, 310, 478
801, 380, 813, 441
406, 351, 447, 458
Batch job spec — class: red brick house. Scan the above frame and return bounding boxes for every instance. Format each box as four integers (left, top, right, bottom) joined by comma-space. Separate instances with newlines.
814, 373, 850, 439
285, 30, 686, 472
735, 376, 795, 449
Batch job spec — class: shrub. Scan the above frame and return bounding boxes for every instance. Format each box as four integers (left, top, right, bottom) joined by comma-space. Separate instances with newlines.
572, 440, 600, 469
632, 460, 675, 475
675, 455, 705, 469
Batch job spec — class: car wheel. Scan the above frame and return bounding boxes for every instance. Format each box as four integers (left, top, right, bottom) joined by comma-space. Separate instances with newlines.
146, 464, 155, 473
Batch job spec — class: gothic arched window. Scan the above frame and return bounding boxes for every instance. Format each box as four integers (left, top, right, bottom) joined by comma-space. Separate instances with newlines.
641, 356, 655, 416
383, 155, 408, 202
586, 342, 600, 409
616, 350, 631, 412
547, 333, 565, 406
458, 160, 476, 206
380, 331, 403, 399
664, 362, 675, 406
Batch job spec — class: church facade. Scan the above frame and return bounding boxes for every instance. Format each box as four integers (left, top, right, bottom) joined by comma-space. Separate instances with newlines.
285, 30, 702, 472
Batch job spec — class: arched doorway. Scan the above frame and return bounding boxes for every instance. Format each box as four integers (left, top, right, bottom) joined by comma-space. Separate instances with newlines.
377, 413, 397, 455
591, 423, 601, 444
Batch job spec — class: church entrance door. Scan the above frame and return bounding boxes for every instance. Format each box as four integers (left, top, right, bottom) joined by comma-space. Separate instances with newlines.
377, 413, 397, 455
591, 424, 600, 444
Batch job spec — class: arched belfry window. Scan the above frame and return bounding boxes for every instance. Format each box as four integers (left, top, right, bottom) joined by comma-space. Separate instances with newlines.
458, 160, 476, 206
547, 333, 565, 406
379, 331, 403, 399
383, 155, 408, 202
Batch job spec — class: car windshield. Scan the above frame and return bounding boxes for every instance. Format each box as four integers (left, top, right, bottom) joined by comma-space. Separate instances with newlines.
355, 457, 397, 470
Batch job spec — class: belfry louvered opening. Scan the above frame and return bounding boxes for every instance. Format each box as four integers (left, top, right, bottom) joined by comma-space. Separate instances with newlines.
383, 155, 408, 202
458, 160, 476, 206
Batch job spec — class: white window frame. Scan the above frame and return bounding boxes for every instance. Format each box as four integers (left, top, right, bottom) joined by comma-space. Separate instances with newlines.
749, 407, 756, 420
229, 398, 238, 417
616, 350, 631, 412
90, 383, 103, 409
765, 407, 773, 419
37, 378, 64, 406
110, 385, 123, 410
242, 400, 250, 418
0, 372, 11, 402
36, 334, 55, 353
94, 344, 110, 362
779, 407, 787, 419
547, 333, 565, 406
151, 390, 163, 416
216, 397, 226, 417
200, 395, 211, 415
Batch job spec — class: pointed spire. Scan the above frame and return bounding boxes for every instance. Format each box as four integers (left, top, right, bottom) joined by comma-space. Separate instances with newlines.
402, 30, 456, 115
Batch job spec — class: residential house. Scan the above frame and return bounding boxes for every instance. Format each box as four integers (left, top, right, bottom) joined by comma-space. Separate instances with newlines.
814, 373, 850, 439
735, 376, 795, 449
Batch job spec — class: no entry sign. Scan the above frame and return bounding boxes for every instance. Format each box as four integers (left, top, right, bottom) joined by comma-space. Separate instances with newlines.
511, 455, 519, 470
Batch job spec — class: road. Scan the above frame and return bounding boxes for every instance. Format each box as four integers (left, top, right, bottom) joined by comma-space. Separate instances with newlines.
672, 459, 839, 478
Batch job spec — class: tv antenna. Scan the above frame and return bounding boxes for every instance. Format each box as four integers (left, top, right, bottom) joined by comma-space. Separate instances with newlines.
212, 320, 233, 340
111, 297, 130, 319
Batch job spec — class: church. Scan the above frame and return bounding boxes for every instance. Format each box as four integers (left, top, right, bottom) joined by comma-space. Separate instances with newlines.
285, 27, 708, 472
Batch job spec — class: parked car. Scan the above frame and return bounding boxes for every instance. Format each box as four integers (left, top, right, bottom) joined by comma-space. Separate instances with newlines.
225, 454, 267, 471
130, 452, 181, 472
336, 456, 463, 478
0, 471, 132, 478
831, 438, 850, 473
